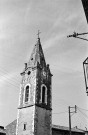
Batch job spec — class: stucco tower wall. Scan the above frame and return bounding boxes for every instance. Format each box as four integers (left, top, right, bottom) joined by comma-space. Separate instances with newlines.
16, 106, 35, 135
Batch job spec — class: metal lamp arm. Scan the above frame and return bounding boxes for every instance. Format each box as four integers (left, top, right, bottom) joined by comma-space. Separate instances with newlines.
67, 32, 88, 41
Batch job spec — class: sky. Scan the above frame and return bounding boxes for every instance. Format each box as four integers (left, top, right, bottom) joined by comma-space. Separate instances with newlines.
0, 0, 88, 130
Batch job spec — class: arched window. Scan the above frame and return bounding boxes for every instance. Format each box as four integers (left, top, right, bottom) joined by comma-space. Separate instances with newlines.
41, 85, 47, 104
25, 86, 29, 102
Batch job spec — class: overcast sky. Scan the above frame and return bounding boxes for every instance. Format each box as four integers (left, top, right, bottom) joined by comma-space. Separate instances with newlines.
0, 0, 88, 130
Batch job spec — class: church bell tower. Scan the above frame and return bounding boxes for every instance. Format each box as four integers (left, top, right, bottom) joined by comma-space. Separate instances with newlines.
16, 36, 52, 135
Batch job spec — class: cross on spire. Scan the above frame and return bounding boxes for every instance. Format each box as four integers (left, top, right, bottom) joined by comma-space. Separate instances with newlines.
37, 30, 41, 39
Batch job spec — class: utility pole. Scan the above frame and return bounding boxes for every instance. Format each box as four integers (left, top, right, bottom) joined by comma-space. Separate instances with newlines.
69, 106, 71, 135
68, 105, 77, 135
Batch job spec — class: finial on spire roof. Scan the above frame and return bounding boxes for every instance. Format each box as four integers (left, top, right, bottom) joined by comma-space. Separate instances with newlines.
37, 30, 41, 39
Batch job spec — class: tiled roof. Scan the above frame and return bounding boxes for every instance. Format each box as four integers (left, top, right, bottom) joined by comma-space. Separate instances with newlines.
52, 125, 85, 133
6, 120, 17, 135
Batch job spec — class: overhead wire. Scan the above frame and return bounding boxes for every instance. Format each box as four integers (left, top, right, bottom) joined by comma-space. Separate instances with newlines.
76, 110, 88, 129
69, 106, 88, 129
0, 67, 20, 82
78, 112, 87, 123
0, 72, 19, 89
77, 106, 88, 112
0, 73, 19, 85
0, 73, 20, 86
77, 108, 88, 120
71, 113, 81, 128
76, 106, 88, 124
76, 106, 88, 128
0, 65, 22, 90
0, 78, 19, 89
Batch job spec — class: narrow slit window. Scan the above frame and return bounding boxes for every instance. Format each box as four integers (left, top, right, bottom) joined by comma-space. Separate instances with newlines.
25, 86, 29, 102
24, 123, 27, 130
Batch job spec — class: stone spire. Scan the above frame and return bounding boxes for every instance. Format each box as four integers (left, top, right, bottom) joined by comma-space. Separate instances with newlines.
27, 37, 46, 69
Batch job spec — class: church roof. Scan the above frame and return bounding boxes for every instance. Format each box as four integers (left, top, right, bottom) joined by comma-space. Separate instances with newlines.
21, 37, 48, 75
52, 125, 85, 133
6, 120, 17, 135
27, 37, 46, 68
